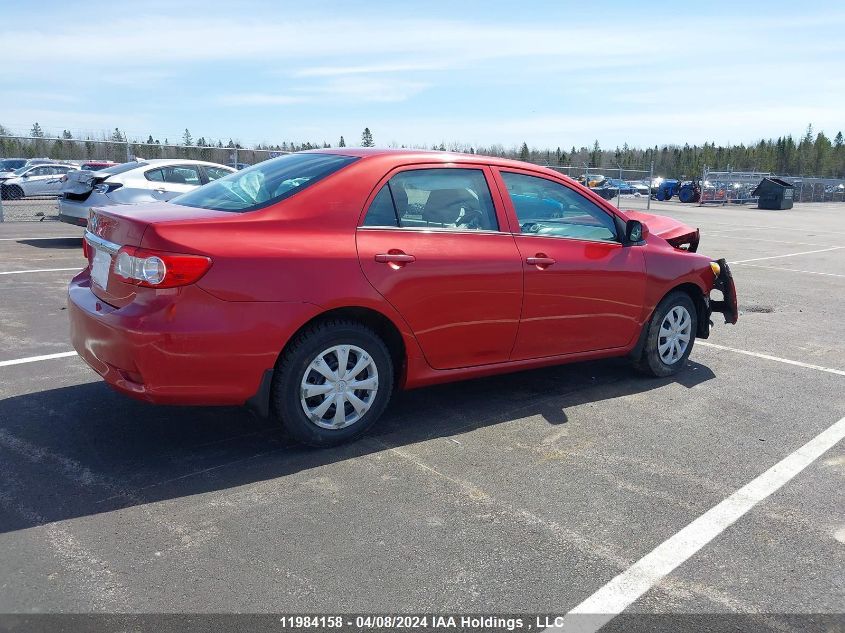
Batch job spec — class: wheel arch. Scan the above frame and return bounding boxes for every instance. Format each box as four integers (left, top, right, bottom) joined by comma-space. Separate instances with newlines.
247, 305, 410, 419
629, 281, 709, 362
665, 282, 709, 339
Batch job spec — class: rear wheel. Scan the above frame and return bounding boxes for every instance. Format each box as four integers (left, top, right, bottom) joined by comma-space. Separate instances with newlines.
634, 291, 697, 377
272, 319, 394, 447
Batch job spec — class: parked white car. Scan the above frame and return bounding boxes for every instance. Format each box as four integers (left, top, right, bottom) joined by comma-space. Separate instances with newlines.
0, 163, 78, 199
58, 159, 236, 226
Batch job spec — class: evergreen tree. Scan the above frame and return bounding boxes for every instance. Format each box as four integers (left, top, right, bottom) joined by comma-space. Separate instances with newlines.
361, 128, 374, 147
589, 140, 602, 167
62, 130, 73, 139
110, 128, 124, 142
338, 135, 346, 147
30, 122, 44, 138
183, 128, 193, 146
146, 135, 155, 145
518, 142, 530, 161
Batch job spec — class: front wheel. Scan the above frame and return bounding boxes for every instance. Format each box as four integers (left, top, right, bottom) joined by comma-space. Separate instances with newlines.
634, 291, 697, 377
272, 319, 394, 447
2, 185, 24, 200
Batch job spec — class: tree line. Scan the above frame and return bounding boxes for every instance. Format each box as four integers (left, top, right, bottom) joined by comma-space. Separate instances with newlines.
2, 123, 843, 179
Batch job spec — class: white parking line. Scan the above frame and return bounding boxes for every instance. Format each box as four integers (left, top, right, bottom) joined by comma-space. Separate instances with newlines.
705, 233, 833, 248
0, 267, 81, 276
0, 236, 81, 241
0, 351, 78, 367
732, 246, 844, 264
551, 414, 845, 633
735, 263, 845, 279
697, 342, 845, 376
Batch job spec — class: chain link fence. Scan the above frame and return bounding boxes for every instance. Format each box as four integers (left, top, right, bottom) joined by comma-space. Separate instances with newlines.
3, 134, 845, 222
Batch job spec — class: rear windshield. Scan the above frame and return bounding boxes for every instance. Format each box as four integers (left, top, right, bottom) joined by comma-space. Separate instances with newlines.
98, 161, 150, 176
0, 159, 25, 171
171, 153, 358, 213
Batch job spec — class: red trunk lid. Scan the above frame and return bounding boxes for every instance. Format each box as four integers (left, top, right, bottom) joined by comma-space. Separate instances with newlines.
85, 202, 233, 307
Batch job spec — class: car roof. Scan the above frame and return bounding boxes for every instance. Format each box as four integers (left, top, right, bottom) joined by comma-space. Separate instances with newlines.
140, 159, 233, 167
300, 147, 569, 177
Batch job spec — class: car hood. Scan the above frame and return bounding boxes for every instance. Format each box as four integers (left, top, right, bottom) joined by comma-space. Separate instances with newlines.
622, 210, 700, 251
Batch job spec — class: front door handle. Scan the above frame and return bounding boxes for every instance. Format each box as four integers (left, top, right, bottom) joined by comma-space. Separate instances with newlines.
526, 254, 555, 268
375, 251, 416, 265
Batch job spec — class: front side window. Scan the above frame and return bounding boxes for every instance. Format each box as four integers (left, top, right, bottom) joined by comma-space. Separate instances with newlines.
362, 168, 498, 231
502, 172, 618, 242
172, 153, 358, 213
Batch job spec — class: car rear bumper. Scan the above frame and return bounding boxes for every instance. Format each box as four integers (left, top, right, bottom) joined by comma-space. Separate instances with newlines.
710, 258, 739, 324
58, 197, 90, 225
68, 269, 320, 406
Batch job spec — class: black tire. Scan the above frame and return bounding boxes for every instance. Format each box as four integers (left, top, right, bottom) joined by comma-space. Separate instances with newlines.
2, 185, 24, 200
272, 319, 394, 447
634, 291, 697, 377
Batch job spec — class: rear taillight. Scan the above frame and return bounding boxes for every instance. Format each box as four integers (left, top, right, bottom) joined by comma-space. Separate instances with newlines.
82, 237, 90, 259
114, 246, 212, 288
93, 182, 123, 194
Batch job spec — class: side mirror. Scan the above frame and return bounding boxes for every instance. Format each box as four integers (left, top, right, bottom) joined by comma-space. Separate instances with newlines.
625, 219, 648, 244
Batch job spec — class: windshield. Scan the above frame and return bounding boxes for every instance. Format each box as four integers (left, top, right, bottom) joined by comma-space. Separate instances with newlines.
0, 159, 25, 171
12, 166, 32, 176
172, 153, 358, 213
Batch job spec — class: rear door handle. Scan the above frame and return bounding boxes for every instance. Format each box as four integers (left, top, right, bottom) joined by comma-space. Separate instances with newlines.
526, 255, 555, 267
375, 252, 415, 264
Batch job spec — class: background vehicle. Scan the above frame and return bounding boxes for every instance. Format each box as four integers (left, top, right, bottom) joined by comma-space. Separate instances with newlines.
629, 181, 651, 196
592, 178, 636, 199
59, 159, 236, 226
79, 160, 119, 171
677, 180, 701, 203
653, 178, 680, 200
577, 173, 606, 187
0, 163, 78, 199
0, 157, 55, 175
68, 150, 737, 447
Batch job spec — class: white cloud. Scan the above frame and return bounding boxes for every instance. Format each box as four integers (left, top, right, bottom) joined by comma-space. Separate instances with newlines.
218, 78, 429, 106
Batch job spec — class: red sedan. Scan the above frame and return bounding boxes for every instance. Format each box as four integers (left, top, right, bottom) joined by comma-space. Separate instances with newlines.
68, 149, 738, 446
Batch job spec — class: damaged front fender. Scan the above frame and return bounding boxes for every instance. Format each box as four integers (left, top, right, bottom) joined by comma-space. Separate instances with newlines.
710, 258, 739, 324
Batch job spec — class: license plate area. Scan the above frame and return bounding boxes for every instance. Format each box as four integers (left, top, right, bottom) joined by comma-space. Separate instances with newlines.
91, 248, 111, 289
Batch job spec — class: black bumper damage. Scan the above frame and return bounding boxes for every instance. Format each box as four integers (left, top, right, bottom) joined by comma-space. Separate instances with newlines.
709, 258, 739, 325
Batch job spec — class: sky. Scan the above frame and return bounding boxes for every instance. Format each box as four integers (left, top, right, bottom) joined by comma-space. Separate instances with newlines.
1, 0, 843, 150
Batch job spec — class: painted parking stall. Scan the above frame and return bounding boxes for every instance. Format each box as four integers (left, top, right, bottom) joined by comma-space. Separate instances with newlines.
0, 202, 843, 627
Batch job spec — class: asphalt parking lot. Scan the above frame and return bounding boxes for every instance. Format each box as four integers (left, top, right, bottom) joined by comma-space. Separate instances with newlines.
0, 202, 843, 627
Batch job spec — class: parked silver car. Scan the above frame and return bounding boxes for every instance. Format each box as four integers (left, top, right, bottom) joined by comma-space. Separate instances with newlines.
58, 159, 236, 226
0, 157, 58, 175
0, 163, 78, 199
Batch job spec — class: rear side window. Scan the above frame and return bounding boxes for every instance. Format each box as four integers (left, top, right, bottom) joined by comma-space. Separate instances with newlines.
172, 153, 358, 213
145, 169, 165, 182
502, 171, 618, 242
165, 165, 201, 185
362, 168, 498, 231
205, 166, 233, 181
